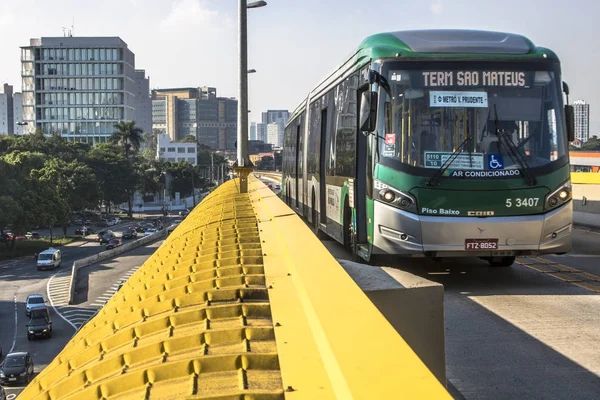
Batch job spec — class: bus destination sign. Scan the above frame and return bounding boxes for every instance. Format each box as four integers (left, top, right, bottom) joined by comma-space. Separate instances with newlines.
416, 71, 535, 88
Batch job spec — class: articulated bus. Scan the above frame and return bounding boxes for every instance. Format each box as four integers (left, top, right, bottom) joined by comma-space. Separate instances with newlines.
281, 30, 575, 266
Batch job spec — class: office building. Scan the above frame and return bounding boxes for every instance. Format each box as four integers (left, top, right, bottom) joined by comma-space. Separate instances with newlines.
133, 69, 151, 134
20, 36, 150, 143
256, 122, 267, 143
151, 87, 237, 150
13, 92, 24, 134
573, 100, 590, 143
267, 123, 279, 147
156, 134, 197, 165
262, 109, 289, 148
250, 122, 257, 141
0, 84, 15, 134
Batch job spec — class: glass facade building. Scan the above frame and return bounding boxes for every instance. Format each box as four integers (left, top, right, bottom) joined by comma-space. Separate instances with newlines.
151, 87, 237, 150
20, 36, 150, 144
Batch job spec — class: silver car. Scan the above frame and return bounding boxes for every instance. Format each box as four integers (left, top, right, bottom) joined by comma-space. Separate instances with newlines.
25, 294, 47, 317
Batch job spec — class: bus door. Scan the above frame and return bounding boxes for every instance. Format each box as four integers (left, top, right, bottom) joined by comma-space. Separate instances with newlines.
355, 86, 369, 246
319, 108, 328, 225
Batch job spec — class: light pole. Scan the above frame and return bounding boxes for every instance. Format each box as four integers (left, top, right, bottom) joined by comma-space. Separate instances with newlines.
235, 0, 267, 193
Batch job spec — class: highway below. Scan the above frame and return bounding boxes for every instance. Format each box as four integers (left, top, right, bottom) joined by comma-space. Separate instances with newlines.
323, 227, 600, 400
0, 221, 147, 399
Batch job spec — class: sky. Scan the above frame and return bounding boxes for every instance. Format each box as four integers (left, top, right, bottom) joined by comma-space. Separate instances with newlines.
0, 0, 599, 132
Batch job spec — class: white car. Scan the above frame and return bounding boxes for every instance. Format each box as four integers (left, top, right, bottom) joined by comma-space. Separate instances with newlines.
144, 228, 158, 236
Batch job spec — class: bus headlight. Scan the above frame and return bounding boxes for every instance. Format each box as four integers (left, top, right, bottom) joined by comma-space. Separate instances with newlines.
375, 180, 417, 213
545, 180, 571, 211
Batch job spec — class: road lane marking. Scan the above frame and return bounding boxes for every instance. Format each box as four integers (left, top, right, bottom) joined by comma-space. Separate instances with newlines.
47, 272, 77, 331
518, 256, 600, 293
9, 293, 17, 353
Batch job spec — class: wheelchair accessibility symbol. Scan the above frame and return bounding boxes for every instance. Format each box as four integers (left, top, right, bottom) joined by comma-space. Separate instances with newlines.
488, 154, 504, 170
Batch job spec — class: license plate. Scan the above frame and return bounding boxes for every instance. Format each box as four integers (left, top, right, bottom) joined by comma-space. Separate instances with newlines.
9, 377, 16, 381
465, 238, 498, 250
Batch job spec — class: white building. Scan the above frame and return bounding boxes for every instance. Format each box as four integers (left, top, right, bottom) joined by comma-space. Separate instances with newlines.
573, 100, 590, 143
267, 123, 279, 147
0, 84, 14, 135
156, 134, 197, 165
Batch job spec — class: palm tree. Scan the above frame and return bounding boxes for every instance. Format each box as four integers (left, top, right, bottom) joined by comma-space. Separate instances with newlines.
111, 121, 143, 218
111, 121, 143, 158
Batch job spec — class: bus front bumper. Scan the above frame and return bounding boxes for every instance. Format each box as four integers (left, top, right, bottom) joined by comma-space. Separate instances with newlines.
372, 201, 572, 257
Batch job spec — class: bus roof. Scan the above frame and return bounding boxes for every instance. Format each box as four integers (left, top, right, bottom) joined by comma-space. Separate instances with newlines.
355, 29, 558, 61
287, 29, 558, 124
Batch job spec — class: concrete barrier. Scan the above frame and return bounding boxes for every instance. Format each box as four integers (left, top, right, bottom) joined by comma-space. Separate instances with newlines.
338, 259, 446, 386
67, 230, 166, 305
572, 183, 600, 214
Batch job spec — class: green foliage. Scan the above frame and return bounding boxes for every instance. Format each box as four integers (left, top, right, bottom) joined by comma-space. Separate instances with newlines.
111, 120, 144, 158
163, 162, 209, 198
0, 121, 147, 249
580, 138, 600, 151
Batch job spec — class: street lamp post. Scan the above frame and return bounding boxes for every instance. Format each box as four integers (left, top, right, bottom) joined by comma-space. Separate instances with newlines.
234, 0, 266, 194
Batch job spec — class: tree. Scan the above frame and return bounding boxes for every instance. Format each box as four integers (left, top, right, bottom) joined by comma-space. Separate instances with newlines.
164, 162, 208, 200
183, 135, 197, 143
32, 158, 100, 216
111, 121, 143, 158
111, 121, 144, 216
580, 138, 600, 151
88, 143, 136, 215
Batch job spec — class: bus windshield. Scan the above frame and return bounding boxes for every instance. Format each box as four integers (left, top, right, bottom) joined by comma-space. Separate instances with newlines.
379, 62, 567, 175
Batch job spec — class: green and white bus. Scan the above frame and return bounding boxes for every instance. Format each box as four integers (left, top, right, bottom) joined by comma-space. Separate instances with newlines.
281, 30, 575, 266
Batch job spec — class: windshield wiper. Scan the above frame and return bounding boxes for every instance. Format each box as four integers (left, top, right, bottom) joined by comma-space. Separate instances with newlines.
493, 105, 536, 186
427, 135, 473, 187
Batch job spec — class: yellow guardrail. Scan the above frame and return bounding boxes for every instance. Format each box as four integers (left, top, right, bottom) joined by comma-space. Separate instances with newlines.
571, 172, 600, 184
20, 176, 449, 399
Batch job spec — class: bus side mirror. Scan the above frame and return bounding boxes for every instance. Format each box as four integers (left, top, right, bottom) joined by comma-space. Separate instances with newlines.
360, 91, 378, 133
565, 105, 575, 142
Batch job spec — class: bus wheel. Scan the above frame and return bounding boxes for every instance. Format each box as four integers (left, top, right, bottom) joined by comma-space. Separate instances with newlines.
343, 201, 364, 263
489, 256, 516, 267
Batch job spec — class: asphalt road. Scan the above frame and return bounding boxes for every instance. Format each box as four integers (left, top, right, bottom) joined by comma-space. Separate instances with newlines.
74, 240, 162, 308
0, 221, 143, 399
323, 227, 600, 400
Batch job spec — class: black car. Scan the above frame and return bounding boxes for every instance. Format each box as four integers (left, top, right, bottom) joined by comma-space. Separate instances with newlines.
27, 307, 52, 340
122, 229, 137, 240
0, 352, 34, 385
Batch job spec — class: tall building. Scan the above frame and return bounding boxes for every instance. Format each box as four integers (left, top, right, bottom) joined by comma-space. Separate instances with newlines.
261, 110, 290, 125
267, 123, 279, 147
151, 87, 237, 150
250, 121, 257, 141
573, 100, 590, 143
20, 36, 150, 143
133, 69, 151, 134
0, 84, 15, 134
261, 109, 289, 148
256, 122, 267, 143
13, 92, 24, 134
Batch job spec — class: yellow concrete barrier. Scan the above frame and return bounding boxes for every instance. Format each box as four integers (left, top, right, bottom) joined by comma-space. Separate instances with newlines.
571, 172, 600, 184
20, 177, 450, 399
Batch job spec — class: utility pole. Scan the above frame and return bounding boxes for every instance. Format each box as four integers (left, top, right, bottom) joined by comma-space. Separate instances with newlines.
191, 167, 196, 207
210, 152, 214, 185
